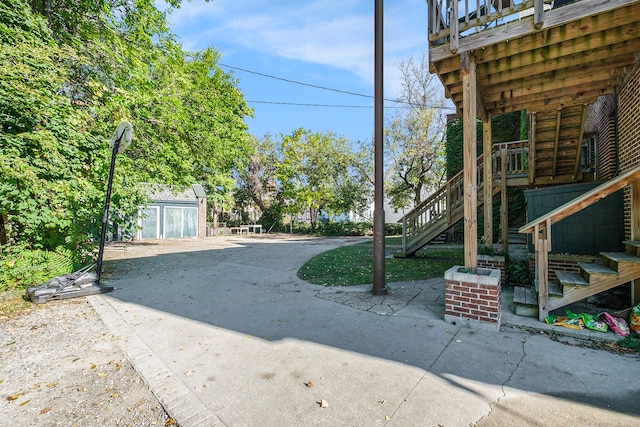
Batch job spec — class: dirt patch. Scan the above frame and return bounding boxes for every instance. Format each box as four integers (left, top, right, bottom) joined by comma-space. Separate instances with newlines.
0, 298, 173, 426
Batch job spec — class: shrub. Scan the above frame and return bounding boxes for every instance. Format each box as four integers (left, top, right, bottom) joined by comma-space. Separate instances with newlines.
0, 244, 74, 291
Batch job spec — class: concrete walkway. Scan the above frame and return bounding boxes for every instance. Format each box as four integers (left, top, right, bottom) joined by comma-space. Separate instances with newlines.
93, 235, 639, 426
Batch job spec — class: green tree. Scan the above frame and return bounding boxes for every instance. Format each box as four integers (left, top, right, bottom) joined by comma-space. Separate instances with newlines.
274, 129, 371, 230
385, 53, 447, 209
1, 0, 253, 271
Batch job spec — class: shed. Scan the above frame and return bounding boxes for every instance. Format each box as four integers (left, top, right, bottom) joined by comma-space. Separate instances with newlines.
138, 184, 207, 240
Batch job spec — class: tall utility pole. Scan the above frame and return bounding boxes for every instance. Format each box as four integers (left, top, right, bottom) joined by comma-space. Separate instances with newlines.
372, 0, 387, 295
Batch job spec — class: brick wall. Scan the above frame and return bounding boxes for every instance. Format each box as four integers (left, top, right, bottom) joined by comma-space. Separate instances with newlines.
528, 253, 600, 283
477, 255, 506, 283
444, 267, 501, 329
617, 65, 640, 239
198, 196, 207, 238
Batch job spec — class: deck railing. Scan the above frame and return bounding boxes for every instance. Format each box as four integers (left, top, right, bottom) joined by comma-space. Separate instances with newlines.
400, 140, 529, 256
428, 0, 556, 49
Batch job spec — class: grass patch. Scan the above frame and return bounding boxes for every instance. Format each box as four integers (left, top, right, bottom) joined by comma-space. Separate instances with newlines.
0, 290, 33, 319
298, 241, 464, 286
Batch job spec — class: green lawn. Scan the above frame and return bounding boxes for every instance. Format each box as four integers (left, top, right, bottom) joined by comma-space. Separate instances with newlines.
298, 240, 464, 286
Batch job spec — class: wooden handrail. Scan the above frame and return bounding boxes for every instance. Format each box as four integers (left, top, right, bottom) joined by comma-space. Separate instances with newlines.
519, 164, 640, 235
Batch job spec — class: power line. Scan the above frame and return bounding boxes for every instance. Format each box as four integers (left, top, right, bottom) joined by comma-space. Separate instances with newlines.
219, 63, 455, 111
246, 100, 409, 109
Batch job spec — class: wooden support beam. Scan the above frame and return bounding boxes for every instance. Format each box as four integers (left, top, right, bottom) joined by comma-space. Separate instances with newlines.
462, 52, 478, 272
529, 113, 536, 184
552, 109, 561, 178
573, 105, 587, 179
483, 118, 493, 249
632, 180, 640, 305
501, 147, 508, 253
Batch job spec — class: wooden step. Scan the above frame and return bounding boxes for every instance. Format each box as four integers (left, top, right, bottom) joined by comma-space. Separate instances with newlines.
513, 286, 538, 318
578, 262, 617, 281
534, 279, 563, 296
601, 251, 640, 270
623, 240, 640, 257
555, 270, 589, 286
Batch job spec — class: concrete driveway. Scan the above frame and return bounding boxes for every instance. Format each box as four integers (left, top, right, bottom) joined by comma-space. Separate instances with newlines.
94, 235, 640, 426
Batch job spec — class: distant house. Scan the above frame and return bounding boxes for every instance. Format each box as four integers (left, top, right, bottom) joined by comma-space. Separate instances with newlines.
137, 184, 207, 240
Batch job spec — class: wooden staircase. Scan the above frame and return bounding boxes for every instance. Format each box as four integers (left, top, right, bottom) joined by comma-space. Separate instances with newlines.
518, 164, 640, 320
514, 244, 640, 317
395, 153, 501, 258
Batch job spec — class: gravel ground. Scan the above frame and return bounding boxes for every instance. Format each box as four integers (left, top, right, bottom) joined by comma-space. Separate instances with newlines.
0, 297, 174, 426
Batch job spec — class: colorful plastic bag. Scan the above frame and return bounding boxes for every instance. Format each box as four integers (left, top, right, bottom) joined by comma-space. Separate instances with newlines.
563, 310, 608, 333
600, 312, 630, 337
545, 314, 584, 330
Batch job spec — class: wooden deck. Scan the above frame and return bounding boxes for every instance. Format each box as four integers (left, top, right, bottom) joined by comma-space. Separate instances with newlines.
428, 0, 640, 116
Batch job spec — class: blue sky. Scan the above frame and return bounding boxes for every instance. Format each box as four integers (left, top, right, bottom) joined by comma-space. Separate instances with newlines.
163, 0, 439, 143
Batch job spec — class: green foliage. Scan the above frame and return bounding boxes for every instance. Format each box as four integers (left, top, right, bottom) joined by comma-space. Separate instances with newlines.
385, 223, 403, 236
618, 334, 640, 351
506, 259, 531, 286
1, 0, 252, 269
259, 204, 286, 233
385, 108, 446, 208
445, 111, 524, 179
0, 245, 74, 291
274, 129, 371, 230
298, 242, 464, 286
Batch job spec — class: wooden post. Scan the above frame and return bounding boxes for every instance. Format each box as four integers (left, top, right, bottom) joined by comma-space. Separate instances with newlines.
462, 52, 477, 272
501, 147, 509, 253
631, 180, 640, 305
537, 236, 549, 321
528, 113, 536, 184
483, 118, 493, 249
534, 0, 544, 28
450, 0, 459, 53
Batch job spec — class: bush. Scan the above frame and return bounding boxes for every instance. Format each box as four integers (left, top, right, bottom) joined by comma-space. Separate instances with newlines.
0, 245, 74, 291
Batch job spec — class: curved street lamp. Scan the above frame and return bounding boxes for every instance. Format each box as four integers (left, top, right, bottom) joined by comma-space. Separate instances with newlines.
27, 122, 133, 303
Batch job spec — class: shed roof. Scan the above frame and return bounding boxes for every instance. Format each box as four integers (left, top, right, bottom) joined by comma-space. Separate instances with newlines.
143, 183, 206, 202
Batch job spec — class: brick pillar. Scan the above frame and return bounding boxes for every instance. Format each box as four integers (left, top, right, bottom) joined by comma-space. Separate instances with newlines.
444, 266, 501, 331
197, 196, 207, 238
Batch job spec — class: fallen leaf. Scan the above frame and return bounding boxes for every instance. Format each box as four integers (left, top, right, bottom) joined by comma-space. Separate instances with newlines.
77, 386, 87, 392
19, 400, 30, 406
184, 371, 193, 376
115, 362, 122, 371
97, 372, 106, 378
202, 384, 208, 388
40, 407, 52, 415
318, 399, 328, 408
305, 380, 314, 388
7, 392, 23, 401
30, 326, 38, 330
378, 399, 387, 404
72, 358, 80, 362
385, 415, 391, 421
165, 418, 176, 426
110, 393, 120, 398
46, 382, 57, 388
90, 363, 96, 370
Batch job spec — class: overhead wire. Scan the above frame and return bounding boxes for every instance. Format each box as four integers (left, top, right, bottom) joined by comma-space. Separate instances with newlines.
218, 63, 455, 110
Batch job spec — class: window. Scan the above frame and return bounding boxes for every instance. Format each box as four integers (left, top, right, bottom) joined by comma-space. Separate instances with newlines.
164, 207, 198, 238
139, 207, 159, 239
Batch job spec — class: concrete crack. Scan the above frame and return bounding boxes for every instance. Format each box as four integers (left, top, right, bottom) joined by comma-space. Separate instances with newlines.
384, 328, 462, 425
475, 335, 528, 425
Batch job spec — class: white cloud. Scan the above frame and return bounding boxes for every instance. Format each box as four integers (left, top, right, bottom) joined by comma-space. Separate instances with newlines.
164, 0, 429, 89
